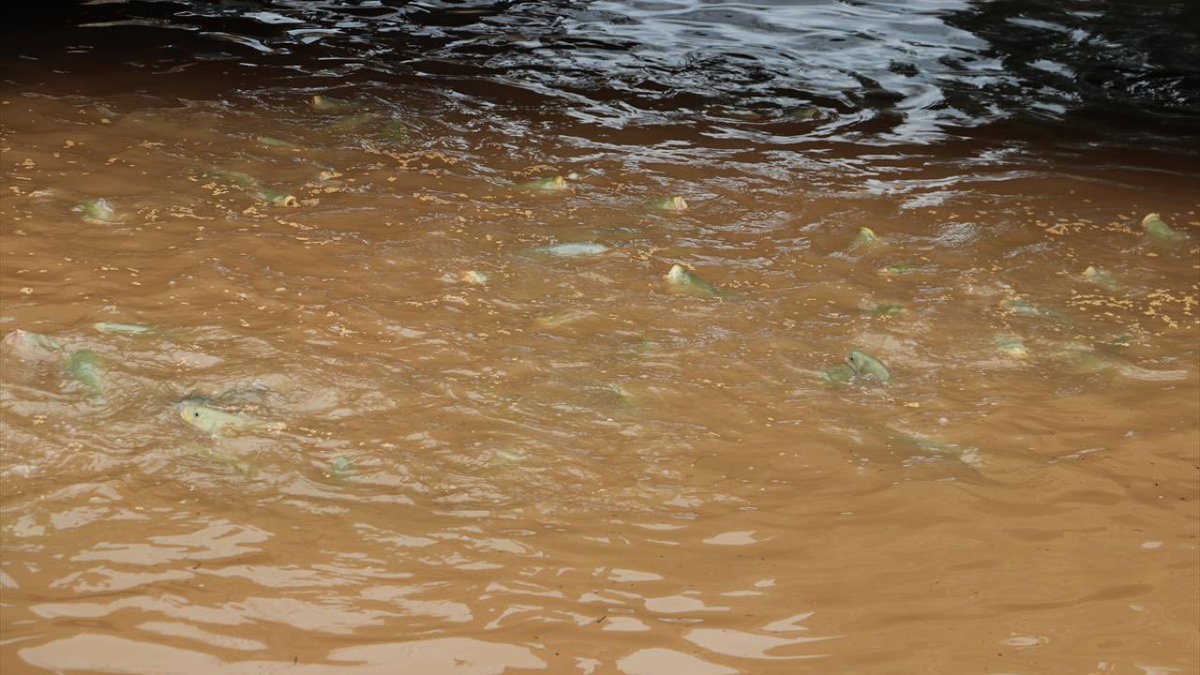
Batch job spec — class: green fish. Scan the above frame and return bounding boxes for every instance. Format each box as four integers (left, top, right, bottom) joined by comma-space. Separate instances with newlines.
380, 120, 409, 142
67, 349, 105, 400
258, 190, 298, 207
604, 383, 639, 409
527, 242, 608, 257
1000, 298, 1067, 322
847, 350, 891, 384
257, 135, 298, 148
646, 196, 688, 211
518, 176, 568, 191
819, 364, 856, 386
851, 227, 880, 251
490, 449, 528, 467
460, 270, 489, 284
533, 309, 591, 329
2, 329, 63, 360
330, 455, 355, 480
75, 199, 118, 224
310, 95, 353, 112
868, 303, 907, 316
784, 106, 821, 121
892, 432, 981, 467
994, 335, 1029, 359
1082, 266, 1119, 291
329, 112, 380, 133
665, 264, 720, 297
188, 444, 256, 478
201, 169, 258, 188
94, 322, 156, 336
877, 263, 929, 277
179, 403, 267, 436
1142, 213, 1187, 244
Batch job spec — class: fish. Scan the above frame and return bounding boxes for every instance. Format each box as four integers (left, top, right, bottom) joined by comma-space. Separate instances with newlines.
380, 120, 409, 141
533, 309, 591, 329
892, 431, 981, 468
1142, 213, 1187, 244
867, 303, 906, 316
665, 264, 720, 297
784, 106, 822, 121
310, 95, 353, 112
847, 350, 891, 383
93, 322, 156, 336
179, 403, 269, 435
851, 227, 880, 251
527, 242, 609, 257
994, 336, 1029, 359
75, 198, 118, 224
67, 349, 105, 400
330, 455, 355, 479
460, 270, 489, 284
647, 196, 688, 211
999, 298, 1067, 322
819, 364, 856, 386
258, 190, 299, 207
188, 444, 256, 478
518, 176, 568, 191
1082, 266, 1119, 291
877, 263, 929, 277
2, 329, 63, 361
257, 136, 298, 148
329, 112, 380, 132
200, 168, 258, 188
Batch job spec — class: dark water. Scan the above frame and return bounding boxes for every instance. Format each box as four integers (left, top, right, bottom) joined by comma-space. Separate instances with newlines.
4, 0, 1199, 153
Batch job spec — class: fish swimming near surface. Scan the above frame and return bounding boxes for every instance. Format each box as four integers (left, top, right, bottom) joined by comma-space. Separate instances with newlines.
1081, 266, 1119, 291
518, 176, 568, 191
851, 227, 881, 251
1141, 213, 1187, 244
67, 349, 105, 401
646, 196, 688, 211
179, 403, 272, 435
75, 199, 119, 225
665, 264, 720, 297
527, 242, 609, 257
94, 322, 157, 336
847, 350, 891, 383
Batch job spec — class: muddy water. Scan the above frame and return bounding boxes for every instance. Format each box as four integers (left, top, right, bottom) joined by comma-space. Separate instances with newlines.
2, 2, 1200, 674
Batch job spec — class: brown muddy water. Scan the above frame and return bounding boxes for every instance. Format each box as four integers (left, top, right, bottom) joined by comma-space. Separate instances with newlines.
2, 2, 1199, 674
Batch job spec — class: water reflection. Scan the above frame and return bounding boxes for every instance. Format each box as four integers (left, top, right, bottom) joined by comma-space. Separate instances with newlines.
3, 0, 1198, 149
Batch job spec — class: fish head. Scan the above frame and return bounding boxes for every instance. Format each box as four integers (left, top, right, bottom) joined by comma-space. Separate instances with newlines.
179, 404, 216, 433
847, 350, 866, 370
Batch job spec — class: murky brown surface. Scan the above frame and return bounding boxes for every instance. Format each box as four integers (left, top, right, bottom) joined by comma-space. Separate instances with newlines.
2, 2, 1200, 673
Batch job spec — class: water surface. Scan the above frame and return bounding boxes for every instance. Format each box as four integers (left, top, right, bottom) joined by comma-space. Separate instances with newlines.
2, 1, 1198, 673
